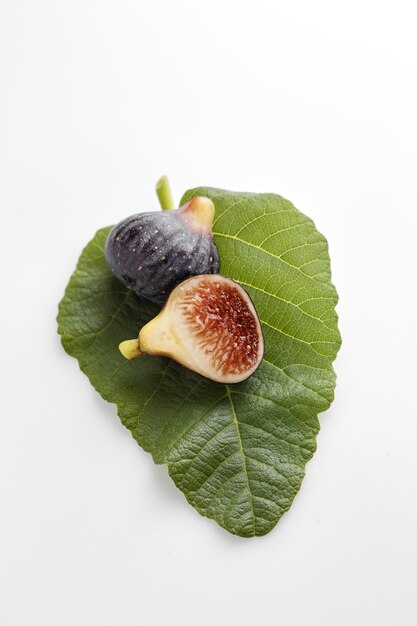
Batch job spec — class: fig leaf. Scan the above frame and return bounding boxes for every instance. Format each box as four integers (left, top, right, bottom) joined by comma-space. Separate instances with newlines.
57, 188, 341, 537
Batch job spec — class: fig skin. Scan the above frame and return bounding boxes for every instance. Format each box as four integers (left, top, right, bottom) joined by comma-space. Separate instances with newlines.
105, 197, 220, 306
119, 274, 264, 384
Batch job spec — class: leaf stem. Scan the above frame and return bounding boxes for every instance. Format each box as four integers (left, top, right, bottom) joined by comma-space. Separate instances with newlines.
156, 175, 175, 211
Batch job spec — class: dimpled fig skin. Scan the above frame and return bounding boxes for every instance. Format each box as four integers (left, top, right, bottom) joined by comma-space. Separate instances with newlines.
105, 197, 220, 306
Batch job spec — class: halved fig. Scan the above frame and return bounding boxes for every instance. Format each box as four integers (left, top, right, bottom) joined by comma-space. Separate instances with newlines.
119, 274, 264, 384
105, 196, 220, 306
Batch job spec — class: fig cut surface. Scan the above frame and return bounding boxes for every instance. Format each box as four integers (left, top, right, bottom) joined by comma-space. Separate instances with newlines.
119, 274, 264, 384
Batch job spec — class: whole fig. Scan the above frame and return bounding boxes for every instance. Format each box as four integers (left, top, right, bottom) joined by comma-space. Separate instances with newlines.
105, 197, 220, 306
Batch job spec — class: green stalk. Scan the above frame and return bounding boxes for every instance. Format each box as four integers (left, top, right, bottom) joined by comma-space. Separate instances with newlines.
156, 175, 175, 210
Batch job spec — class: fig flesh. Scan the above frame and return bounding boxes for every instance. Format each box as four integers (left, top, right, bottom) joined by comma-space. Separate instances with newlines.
119, 274, 264, 384
105, 197, 220, 306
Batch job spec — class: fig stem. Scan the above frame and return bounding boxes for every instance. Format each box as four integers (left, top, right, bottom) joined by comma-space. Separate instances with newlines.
156, 175, 175, 211
119, 338, 144, 360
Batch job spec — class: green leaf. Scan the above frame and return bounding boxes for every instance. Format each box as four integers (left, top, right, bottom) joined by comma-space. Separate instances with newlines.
58, 188, 341, 537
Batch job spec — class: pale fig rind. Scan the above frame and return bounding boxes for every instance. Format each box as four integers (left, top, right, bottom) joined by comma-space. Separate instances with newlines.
120, 274, 264, 384
105, 197, 220, 306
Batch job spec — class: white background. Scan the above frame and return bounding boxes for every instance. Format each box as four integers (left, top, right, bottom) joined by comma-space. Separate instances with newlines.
1, 1, 416, 624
